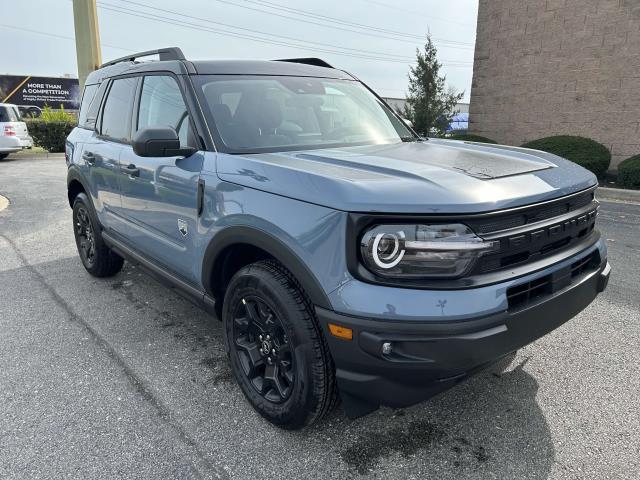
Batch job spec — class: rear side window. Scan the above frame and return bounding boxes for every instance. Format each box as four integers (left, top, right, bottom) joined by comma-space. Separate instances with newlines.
100, 77, 137, 142
78, 84, 98, 127
0, 106, 20, 122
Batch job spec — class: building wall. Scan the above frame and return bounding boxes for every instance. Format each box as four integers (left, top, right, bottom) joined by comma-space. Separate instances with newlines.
469, 0, 640, 169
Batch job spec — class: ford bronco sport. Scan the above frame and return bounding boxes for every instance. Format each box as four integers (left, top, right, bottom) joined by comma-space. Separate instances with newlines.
66, 47, 611, 429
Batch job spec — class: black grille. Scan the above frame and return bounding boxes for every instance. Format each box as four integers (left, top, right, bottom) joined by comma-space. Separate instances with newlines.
473, 202, 598, 276
507, 251, 600, 309
471, 189, 595, 234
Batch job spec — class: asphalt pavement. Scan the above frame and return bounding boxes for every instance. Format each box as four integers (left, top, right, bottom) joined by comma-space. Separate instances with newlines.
1, 155, 638, 479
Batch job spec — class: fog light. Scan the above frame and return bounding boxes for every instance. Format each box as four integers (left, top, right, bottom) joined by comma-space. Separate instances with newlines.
382, 342, 393, 355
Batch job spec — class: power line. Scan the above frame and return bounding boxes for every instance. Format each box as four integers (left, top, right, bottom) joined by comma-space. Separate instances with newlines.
242, 0, 475, 46
0, 23, 134, 53
98, 3, 414, 63
98, 2, 473, 66
360, 0, 477, 28
110, 0, 414, 61
210, 0, 474, 50
242, 0, 427, 40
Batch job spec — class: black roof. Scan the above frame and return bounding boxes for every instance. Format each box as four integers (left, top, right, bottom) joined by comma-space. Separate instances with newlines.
190, 60, 351, 79
85, 47, 354, 85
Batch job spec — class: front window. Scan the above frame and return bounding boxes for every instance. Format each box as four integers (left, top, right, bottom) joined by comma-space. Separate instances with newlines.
195, 75, 415, 153
137, 75, 192, 147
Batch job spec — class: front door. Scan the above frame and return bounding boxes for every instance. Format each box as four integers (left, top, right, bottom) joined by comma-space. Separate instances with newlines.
119, 74, 203, 283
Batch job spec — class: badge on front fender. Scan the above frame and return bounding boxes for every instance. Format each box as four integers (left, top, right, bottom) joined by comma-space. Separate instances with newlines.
178, 219, 188, 237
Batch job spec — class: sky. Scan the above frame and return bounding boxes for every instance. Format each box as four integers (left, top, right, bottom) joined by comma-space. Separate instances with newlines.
1, 0, 478, 101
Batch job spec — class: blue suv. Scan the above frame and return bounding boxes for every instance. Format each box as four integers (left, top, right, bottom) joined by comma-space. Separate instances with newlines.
66, 47, 611, 429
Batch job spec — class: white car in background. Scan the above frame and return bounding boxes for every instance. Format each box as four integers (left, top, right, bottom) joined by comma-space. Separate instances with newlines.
0, 103, 33, 159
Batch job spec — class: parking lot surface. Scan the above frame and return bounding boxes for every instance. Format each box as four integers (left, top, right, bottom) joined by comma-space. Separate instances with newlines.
1, 155, 639, 479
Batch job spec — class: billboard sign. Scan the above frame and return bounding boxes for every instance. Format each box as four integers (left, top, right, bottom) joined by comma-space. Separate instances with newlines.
0, 75, 80, 111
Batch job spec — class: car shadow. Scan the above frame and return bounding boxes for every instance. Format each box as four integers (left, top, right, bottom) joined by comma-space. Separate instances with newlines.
7, 254, 554, 479
325, 355, 554, 478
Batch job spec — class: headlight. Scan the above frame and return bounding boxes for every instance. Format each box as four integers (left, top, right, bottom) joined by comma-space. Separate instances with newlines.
360, 224, 498, 278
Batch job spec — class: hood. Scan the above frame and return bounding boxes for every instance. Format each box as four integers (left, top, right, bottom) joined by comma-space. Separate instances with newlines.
216, 139, 597, 214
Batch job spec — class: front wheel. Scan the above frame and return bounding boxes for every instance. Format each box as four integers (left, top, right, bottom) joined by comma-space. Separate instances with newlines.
72, 193, 124, 277
222, 260, 338, 429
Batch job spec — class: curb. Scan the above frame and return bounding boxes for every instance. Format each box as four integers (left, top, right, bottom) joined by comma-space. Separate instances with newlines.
10, 152, 65, 159
597, 186, 640, 204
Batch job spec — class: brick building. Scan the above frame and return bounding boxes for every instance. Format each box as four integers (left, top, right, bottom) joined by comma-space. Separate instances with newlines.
469, 0, 640, 170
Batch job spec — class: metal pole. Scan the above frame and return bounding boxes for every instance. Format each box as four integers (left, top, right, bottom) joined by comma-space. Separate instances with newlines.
72, 0, 102, 91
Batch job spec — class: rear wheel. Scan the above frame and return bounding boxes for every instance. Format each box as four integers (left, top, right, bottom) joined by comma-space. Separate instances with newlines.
0, 153, 8, 160
72, 193, 124, 277
223, 260, 338, 429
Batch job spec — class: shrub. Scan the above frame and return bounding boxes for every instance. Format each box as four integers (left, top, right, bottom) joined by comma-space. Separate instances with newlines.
39, 105, 76, 123
449, 133, 498, 144
26, 106, 76, 153
521, 136, 611, 178
27, 120, 75, 153
617, 154, 640, 189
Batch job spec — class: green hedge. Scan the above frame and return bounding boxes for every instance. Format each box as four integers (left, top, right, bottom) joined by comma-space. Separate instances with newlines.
449, 133, 498, 144
521, 135, 611, 178
618, 154, 640, 189
27, 120, 75, 153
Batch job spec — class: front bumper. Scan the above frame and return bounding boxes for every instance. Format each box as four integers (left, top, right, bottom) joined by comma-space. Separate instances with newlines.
317, 258, 610, 417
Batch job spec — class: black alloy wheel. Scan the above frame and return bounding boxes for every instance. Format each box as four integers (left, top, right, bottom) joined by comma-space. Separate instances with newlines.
74, 205, 96, 268
232, 296, 295, 403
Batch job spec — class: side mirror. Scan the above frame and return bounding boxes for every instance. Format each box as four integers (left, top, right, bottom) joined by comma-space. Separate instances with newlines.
132, 127, 196, 158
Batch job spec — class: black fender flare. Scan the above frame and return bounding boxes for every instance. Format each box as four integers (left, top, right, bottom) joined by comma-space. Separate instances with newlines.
201, 225, 332, 309
66, 166, 92, 207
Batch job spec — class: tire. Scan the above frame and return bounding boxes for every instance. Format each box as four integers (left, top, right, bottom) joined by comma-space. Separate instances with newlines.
72, 192, 124, 277
0, 153, 8, 160
222, 260, 338, 429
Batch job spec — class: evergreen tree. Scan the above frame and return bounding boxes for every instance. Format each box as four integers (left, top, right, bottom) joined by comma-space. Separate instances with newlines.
403, 35, 464, 137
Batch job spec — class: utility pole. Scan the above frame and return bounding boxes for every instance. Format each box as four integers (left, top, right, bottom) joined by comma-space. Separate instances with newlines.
72, 0, 102, 91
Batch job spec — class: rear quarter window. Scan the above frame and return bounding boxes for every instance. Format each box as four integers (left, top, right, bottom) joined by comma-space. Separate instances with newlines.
78, 84, 99, 128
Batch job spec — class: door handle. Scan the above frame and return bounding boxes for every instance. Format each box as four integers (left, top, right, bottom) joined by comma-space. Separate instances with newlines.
82, 151, 96, 164
123, 164, 140, 177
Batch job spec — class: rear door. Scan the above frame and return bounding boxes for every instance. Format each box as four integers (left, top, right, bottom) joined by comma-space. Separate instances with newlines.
83, 76, 138, 232
118, 73, 203, 282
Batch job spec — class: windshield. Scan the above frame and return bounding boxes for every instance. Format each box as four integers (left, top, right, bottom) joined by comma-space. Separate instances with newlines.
195, 75, 415, 153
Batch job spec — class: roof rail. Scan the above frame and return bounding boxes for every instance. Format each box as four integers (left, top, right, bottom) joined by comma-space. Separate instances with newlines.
100, 47, 186, 68
274, 58, 334, 69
